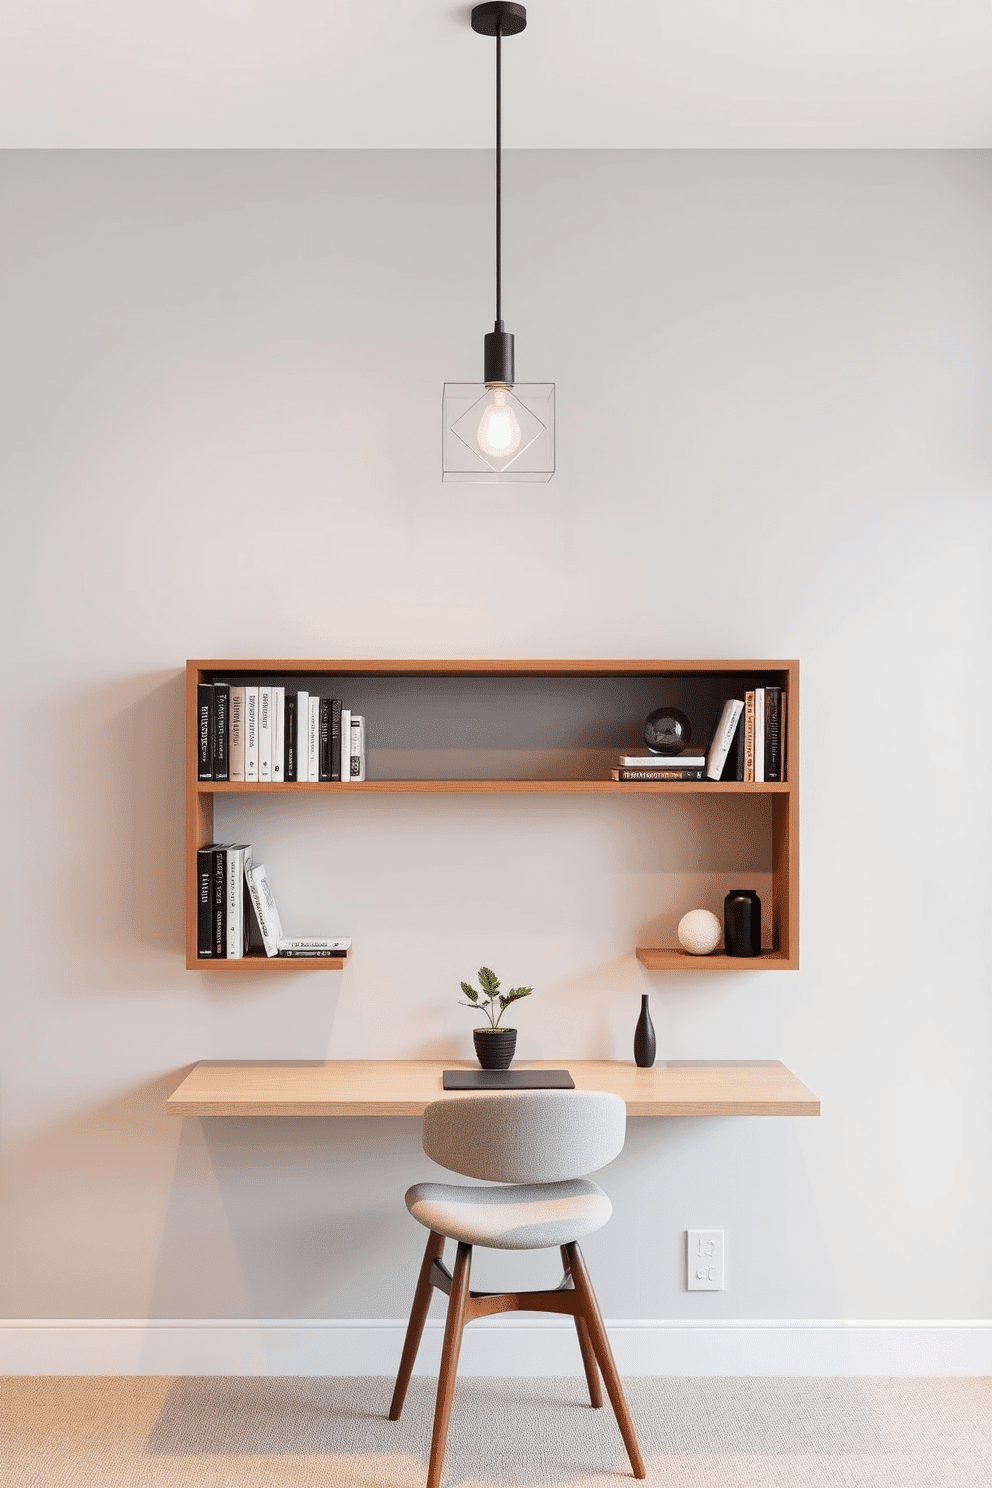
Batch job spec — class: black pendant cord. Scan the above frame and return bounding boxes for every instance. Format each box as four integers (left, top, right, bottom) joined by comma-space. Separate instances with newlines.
495, 20, 502, 327
476, 4, 519, 388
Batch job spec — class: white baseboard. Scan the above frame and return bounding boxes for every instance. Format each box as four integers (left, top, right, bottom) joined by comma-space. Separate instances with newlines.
2, 1318, 989, 1377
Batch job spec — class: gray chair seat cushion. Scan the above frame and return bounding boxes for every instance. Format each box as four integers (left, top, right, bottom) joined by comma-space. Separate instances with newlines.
405, 1177, 612, 1250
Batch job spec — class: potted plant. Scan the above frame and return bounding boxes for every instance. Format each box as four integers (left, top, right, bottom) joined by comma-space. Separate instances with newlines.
459, 966, 532, 1069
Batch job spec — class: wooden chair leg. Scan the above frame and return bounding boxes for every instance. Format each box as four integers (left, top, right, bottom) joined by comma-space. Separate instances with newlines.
426, 1241, 472, 1488
560, 1245, 602, 1408
564, 1242, 646, 1479
389, 1230, 446, 1421
574, 1316, 604, 1409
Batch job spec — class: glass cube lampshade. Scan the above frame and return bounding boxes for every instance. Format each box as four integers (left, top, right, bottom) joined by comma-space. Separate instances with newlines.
442, 382, 555, 483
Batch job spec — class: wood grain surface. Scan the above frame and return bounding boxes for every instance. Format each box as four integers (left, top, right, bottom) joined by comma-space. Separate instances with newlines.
165, 1058, 820, 1119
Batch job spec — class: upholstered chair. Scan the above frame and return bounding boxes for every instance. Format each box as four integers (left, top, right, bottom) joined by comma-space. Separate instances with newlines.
388, 1089, 646, 1487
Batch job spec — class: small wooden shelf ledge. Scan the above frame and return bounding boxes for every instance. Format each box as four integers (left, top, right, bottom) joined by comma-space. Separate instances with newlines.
166, 1059, 820, 1119
188, 952, 348, 972
636, 948, 798, 971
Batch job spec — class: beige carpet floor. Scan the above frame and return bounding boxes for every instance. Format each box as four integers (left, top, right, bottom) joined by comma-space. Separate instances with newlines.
2, 1376, 990, 1487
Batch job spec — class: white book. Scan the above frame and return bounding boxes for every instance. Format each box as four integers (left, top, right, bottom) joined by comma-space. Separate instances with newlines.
245, 862, 284, 958
244, 687, 259, 782
308, 696, 320, 783
258, 686, 272, 781
226, 844, 249, 959
618, 749, 707, 769
350, 714, 366, 781
705, 698, 745, 781
339, 708, 351, 783
229, 686, 246, 781
271, 687, 285, 782
277, 937, 351, 952
295, 690, 310, 782
753, 687, 765, 784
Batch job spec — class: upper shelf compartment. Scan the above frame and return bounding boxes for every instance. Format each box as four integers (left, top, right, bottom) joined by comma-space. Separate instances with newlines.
188, 657, 798, 790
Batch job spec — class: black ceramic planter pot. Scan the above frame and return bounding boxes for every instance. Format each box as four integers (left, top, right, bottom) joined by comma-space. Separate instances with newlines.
724, 889, 762, 957
473, 1027, 517, 1069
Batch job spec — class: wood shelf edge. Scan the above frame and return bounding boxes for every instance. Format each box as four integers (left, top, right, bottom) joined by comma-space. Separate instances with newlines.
196, 780, 793, 796
189, 657, 800, 677
187, 956, 348, 971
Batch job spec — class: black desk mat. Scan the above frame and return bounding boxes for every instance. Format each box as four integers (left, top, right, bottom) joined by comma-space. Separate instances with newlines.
442, 1069, 575, 1090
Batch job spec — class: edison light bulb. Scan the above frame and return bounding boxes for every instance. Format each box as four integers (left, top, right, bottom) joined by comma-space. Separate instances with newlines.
476, 386, 521, 458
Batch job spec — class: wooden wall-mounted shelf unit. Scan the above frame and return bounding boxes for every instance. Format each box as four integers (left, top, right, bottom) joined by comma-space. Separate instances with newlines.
185, 658, 799, 972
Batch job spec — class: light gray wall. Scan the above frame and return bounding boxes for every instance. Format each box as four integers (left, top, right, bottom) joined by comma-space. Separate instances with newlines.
1, 150, 989, 1323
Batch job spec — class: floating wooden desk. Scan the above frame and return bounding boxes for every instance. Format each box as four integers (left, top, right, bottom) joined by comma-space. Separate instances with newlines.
166, 1059, 820, 1119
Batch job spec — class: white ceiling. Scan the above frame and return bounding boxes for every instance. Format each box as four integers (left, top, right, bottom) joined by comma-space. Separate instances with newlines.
2, 0, 991, 148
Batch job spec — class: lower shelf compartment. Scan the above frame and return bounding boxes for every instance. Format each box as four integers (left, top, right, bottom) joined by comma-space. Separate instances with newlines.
636, 948, 797, 971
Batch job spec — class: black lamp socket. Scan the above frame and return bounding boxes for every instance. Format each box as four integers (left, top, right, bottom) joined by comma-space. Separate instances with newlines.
484, 325, 515, 386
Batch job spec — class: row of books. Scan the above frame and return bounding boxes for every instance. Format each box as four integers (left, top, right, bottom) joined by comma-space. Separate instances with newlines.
195, 843, 351, 959
610, 688, 786, 783
197, 683, 365, 783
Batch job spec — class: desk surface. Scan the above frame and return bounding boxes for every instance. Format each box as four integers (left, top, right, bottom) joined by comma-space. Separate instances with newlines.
166, 1059, 820, 1118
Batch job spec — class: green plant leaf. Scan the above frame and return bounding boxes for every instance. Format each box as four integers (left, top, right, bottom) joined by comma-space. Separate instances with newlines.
460, 982, 479, 1003
499, 987, 532, 1009
478, 967, 500, 999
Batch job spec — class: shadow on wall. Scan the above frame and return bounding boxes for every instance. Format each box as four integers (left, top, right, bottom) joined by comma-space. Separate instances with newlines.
0, 1072, 190, 1318
53, 669, 185, 987
147, 1114, 434, 1323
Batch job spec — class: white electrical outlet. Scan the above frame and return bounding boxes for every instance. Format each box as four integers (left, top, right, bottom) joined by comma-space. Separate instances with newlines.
687, 1229, 725, 1290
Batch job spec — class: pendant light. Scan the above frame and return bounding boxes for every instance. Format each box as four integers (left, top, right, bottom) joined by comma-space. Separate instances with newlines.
442, 2, 555, 483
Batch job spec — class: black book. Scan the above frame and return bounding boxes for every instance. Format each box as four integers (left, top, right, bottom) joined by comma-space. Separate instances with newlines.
277, 947, 348, 958
212, 684, 230, 781
611, 767, 706, 781
284, 693, 297, 782
211, 845, 227, 958
196, 684, 213, 780
318, 697, 331, 781
196, 847, 214, 957
330, 698, 343, 781
720, 709, 746, 782
764, 687, 784, 782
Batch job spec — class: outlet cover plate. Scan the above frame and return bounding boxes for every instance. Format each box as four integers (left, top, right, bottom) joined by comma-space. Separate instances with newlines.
687, 1229, 725, 1290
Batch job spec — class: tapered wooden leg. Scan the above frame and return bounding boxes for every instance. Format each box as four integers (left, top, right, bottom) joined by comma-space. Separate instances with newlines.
426, 1241, 472, 1488
389, 1230, 446, 1421
574, 1316, 604, 1409
561, 1245, 602, 1408
564, 1243, 646, 1479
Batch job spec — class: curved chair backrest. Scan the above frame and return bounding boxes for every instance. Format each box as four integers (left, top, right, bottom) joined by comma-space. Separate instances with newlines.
422, 1090, 626, 1184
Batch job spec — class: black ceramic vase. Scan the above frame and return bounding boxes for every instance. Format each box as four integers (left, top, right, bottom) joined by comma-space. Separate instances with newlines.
633, 994, 656, 1068
474, 1027, 517, 1070
724, 889, 762, 957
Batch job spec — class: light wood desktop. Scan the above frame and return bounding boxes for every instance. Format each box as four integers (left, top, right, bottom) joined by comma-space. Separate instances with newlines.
166, 1059, 820, 1119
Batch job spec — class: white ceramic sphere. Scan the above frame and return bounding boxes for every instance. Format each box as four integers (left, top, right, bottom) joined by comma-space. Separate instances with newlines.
677, 909, 722, 956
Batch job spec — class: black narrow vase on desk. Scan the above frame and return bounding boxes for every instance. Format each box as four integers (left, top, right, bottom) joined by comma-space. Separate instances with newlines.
633, 994, 656, 1068
724, 889, 762, 957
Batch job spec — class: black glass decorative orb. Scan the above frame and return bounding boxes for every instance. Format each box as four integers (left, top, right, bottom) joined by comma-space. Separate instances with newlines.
643, 707, 692, 756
